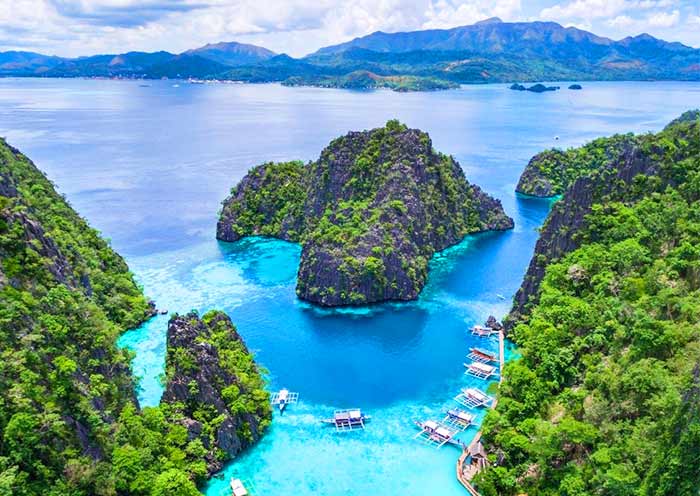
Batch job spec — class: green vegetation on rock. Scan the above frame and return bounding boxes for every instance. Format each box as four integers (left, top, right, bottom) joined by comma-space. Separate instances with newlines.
476, 113, 700, 496
217, 120, 513, 306
162, 310, 271, 477
0, 139, 269, 494
516, 134, 636, 197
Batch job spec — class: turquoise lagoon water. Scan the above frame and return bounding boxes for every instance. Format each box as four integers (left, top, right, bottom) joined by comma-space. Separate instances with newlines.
0, 78, 698, 495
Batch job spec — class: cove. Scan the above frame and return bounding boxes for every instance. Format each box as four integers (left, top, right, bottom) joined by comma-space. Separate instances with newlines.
0, 78, 697, 495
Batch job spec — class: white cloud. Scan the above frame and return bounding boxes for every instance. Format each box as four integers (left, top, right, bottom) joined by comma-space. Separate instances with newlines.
539, 0, 680, 23
422, 0, 521, 29
607, 15, 635, 28
647, 9, 680, 27
540, 0, 629, 21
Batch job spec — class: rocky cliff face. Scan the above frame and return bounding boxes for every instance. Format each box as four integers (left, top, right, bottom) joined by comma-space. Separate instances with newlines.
218, 120, 513, 306
162, 311, 271, 476
508, 113, 698, 329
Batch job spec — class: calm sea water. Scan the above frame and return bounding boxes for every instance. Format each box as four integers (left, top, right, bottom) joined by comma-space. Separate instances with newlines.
1, 78, 698, 495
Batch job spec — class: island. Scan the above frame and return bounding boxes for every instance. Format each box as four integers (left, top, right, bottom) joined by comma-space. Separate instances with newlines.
162, 310, 271, 477
0, 138, 270, 494
217, 120, 514, 306
282, 70, 459, 92
510, 82, 560, 93
475, 111, 700, 495
568, 83, 583, 89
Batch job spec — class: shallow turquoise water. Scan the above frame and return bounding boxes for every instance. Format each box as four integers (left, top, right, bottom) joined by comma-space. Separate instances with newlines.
120, 235, 522, 496
0, 78, 697, 495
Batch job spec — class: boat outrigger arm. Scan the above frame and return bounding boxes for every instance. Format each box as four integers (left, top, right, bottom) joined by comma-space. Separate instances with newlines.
270, 388, 299, 412
467, 347, 498, 363
454, 387, 494, 408
464, 361, 498, 379
414, 419, 462, 449
322, 409, 371, 432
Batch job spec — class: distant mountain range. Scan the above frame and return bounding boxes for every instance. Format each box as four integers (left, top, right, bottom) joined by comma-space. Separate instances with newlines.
0, 41, 275, 79
1, 18, 698, 90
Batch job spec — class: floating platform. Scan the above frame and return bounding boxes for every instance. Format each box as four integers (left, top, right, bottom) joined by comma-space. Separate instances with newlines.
414, 420, 463, 448
270, 388, 299, 413
464, 361, 498, 379
470, 325, 498, 337
454, 387, 494, 409
443, 408, 475, 430
321, 409, 371, 432
467, 347, 498, 363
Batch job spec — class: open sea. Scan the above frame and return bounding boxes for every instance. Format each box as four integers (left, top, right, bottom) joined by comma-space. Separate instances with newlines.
0, 78, 698, 495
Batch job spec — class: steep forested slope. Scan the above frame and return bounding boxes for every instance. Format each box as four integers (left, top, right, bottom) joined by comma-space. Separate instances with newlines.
476, 115, 700, 495
0, 140, 268, 495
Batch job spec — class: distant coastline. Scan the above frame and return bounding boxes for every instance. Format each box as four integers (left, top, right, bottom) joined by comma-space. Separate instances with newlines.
1, 18, 697, 92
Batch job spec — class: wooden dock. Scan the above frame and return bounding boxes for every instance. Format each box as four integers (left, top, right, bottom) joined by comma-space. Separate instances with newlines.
456, 330, 505, 496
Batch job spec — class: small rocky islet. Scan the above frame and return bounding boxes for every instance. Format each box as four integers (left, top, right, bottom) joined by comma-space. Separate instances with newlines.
162, 310, 271, 477
509, 82, 560, 93
217, 120, 514, 306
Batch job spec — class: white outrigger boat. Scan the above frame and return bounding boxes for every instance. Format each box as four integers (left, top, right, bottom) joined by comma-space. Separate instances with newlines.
443, 408, 475, 430
467, 347, 498, 363
414, 420, 462, 448
321, 409, 371, 432
454, 387, 494, 408
464, 361, 498, 379
270, 388, 299, 413
230, 478, 248, 496
470, 325, 498, 337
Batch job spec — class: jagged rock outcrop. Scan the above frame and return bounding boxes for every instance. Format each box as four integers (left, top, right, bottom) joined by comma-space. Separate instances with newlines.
217, 120, 513, 306
162, 311, 271, 476
507, 111, 699, 329
485, 315, 503, 331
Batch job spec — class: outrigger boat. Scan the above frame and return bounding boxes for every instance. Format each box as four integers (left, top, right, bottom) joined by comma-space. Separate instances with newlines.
470, 325, 498, 337
464, 361, 498, 379
270, 388, 299, 413
414, 420, 462, 448
467, 347, 498, 363
454, 387, 494, 408
443, 408, 475, 430
230, 479, 248, 496
321, 409, 371, 432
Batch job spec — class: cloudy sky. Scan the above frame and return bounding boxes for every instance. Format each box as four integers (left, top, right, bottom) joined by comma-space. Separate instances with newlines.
1, 0, 699, 57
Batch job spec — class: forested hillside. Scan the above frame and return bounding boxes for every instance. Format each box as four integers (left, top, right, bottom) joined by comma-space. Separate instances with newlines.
0, 140, 268, 495
477, 114, 700, 495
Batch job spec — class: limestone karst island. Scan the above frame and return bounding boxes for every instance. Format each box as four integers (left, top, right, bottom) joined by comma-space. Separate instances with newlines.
1, 4, 699, 496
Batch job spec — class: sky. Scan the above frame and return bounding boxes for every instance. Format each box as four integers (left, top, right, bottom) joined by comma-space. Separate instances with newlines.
1, 0, 699, 57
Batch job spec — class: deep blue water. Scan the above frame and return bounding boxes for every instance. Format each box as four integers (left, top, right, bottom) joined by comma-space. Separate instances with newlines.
0, 78, 698, 495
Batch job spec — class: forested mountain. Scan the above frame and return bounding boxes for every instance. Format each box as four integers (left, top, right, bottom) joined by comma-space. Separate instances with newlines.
0, 51, 63, 75
476, 112, 700, 495
3, 41, 274, 79
185, 41, 276, 66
